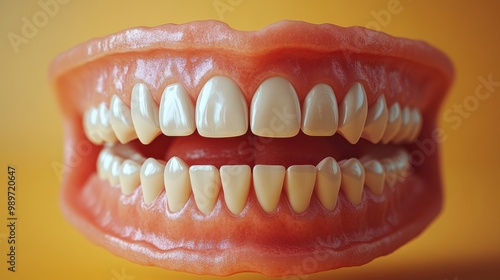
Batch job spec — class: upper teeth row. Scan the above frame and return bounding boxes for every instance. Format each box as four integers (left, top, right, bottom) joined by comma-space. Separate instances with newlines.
83, 76, 422, 145
97, 147, 411, 215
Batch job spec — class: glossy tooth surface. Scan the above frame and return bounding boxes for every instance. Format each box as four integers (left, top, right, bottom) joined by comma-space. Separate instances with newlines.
284, 165, 316, 214
110, 95, 137, 143
220, 165, 251, 215
140, 158, 165, 205
250, 77, 301, 138
392, 106, 412, 143
131, 83, 161, 144
189, 165, 221, 214
361, 95, 388, 143
253, 165, 285, 213
301, 84, 338, 136
119, 160, 141, 195
337, 83, 368, 144
98, 149, 114, 180
339, 158, 365, 205
84, 107, 103, 144
196, 76, 248, 137
362, 159, 385, 195
164, 157, 191, 213
159, 84, 196, 136
407, 108, 423, 142
381, 159, 397, 188
314, 157, 341, 211
97, 102, 117, 143
381, 103, 402, 143
108, 156, 123, 186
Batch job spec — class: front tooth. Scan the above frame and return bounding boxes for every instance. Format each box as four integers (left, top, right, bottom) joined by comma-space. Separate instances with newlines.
339, 158, 365, 206
97, 148, 112, 180
196, 76, 248, 137
164, 156, 191, 213
140, 158, 165, 205
108, 156, 123, 186
361, 95, 388, 143
392, 106, 412, 143
314, 157, 341, 211
337, 83, 368, 144
159, 84, 196, 136
189, 165, 221, 214
407, 108, 422, 142
301, 84, 338, 136
110, 95, 137, 143
253, 165, 285, 213
84, 107, 103, 144
284, 165, 316, 214
220, 165, 251, 215
250, 77, 301, 138
362, 159, 385, 195
381, 103, 402, 143
119, 159, 141, 195
97, 102, 117, 143
131, 83, 161, 144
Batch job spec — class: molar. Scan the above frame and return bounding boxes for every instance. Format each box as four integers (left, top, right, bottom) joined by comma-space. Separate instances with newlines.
314, 157, 341, 211
164, 156, 192, 213
189, 165, 221, 214
253, 165, 285, 214
131, 83, 161, 144
339, 158, 365, 205
220, 165, 251, 215
110, 95, 137, 143
250, 77, 301, 138
361, 95, 388, 143
284, 165, 316, 214
159, 84, 196, 136
337, 83, 368, 144
301, 84, 339, 136
140, 158, 165, 205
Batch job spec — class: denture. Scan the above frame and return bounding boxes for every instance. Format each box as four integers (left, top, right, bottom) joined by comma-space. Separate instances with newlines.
50, 21, 454, 276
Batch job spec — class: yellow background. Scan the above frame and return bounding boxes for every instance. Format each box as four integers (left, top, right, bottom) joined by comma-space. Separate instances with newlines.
1, 0, 499, 279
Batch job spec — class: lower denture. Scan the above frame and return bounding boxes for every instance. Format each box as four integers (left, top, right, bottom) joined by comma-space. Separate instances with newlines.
50, 20, 453, 276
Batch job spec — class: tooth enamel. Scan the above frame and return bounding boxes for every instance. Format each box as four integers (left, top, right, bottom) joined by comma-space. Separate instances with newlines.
97, 148, 112, 180
97, 102, 117, 143
392, 106, 412, 143
250, 77, 301, 138
361, 95, 388, 143
284, 165, 316, 214
253, 165, 285, 213
164, 156, 191, 213
220, 165, 251, 215
108, 156, 123, 186
189, 165, 221, 214
314, 157, 341, 211
110, 95, 137, 143
140, 158, 165, 205
381, 103, 402, 144
407, 108, 422, 142
301, 84, 338, 136
337, 83, 368, 144
159, 83, 196, 136
84, 107, 103, 144
362, 159, 385, 195
381, 159, 397, 188
339, 158, 365, 205
119, 159, 141, 195
196, 76, 248, 137
131, 83, 161, 144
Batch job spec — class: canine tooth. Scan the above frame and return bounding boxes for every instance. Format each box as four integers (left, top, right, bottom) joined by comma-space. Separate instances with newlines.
196, 76, 248, 137
284, 165, 316, 214
392, 106, 412, 143
337, 83, 368, 144
97, 102, 117, 143
140, 158, 165, 205
108, 156, 123, 186
220, 165, 251, 215
84, 107, 103, 144
407, 108, 422, 142
362, 159, 385, 195
189, 165, 221, 214
110, 95, 137, 143
361, 95, 388, 143
381, 103, 402, 143
301, 84, 338, 136
339, 158, 365, 206
131, 83, 161, 144
119, 160, 141, 195
314, 157, 341, 211
250, 77, 301, 138
159, 84, 196, 136
253, 165, 285, 213
164, 156, 191, 213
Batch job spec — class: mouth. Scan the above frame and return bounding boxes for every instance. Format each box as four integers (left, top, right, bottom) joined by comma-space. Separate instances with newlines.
50, 21, 453, 276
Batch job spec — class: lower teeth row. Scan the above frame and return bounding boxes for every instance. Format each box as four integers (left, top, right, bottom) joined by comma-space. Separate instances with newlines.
97, 146, 411, 215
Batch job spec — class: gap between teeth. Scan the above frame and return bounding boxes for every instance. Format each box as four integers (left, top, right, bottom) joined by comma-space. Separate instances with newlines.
97, 146, 412, 215
83, 76, 423, 145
